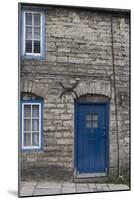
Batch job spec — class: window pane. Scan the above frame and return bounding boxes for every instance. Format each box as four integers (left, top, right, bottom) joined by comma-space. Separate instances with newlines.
24, 119, 31, 131
86, 121, 92, 128
92, 114, 98, 121
24, 133, 31, 146
26, 40, 32, 53
34, 27, 40, 40
34, 41, 40, 53
32, 133, 39, 146
34, 14, 40, 26
92, 121, 98, 128
32, 119, 39, 131
26, 13, 32, 25
32, 105, 39, 117
24, 105, 31, 117
26, 27, 32, 40
86, 115, 92, 121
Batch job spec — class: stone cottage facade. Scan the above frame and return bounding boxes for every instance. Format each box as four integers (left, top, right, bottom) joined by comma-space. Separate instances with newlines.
19, 3, 130, 181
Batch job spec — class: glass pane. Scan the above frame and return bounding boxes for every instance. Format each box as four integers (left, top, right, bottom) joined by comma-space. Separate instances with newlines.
34, 40, 40, 53
34, 14, 40, 26
92, 114, 98, 121
24, 133, 31, 146
86, 115, 92, 121
92, 121, 98, 128
26, 27, 32, 40
24, 105, 31, 117
32, 133, 39, 146
32, 105, 39, 117
24, 119, 31, 131
26, 13, 32, 25
26, 40, 32, 53
86, 121, 92, 128
34, 27, 40, 40
32, 119, 39, 131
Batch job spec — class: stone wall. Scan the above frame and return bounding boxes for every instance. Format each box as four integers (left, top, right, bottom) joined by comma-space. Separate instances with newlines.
20, 7, 130, 178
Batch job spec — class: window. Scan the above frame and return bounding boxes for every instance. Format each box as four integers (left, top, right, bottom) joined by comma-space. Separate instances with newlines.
21, 101, 43, 150
25, 12, 41, 54
86, 114, 98, 128
21, 9, 45, 59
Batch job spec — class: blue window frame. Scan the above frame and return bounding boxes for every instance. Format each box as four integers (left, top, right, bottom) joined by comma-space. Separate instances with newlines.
20, 100, 43, 150
20, 8, 46, 60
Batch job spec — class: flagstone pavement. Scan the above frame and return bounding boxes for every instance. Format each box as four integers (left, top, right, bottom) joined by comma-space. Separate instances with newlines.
19, 181, 129, 197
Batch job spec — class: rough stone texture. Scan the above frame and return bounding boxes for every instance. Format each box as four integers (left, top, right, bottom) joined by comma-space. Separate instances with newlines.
20, 7, 130, 179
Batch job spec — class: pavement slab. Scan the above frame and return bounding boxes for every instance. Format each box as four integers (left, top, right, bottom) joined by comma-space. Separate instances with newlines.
88, 183, 96, 189
33, 188, 61, 195
62, 182, 76, 187
61, 187, 76, 194
36, 182, 61, 189
19, 181, 129, 197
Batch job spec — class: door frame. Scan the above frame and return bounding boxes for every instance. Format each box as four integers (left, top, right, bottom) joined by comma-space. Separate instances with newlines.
74, 100, 110, 177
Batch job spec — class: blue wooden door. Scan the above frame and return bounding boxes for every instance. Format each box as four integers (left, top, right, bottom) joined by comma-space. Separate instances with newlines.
76, 103, 109, 174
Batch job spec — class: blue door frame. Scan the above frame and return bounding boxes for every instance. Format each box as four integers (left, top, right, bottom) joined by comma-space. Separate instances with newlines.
75, 101, 109, 175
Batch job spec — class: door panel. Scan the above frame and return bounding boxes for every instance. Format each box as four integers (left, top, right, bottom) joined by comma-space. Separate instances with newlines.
76, 103, 108, 174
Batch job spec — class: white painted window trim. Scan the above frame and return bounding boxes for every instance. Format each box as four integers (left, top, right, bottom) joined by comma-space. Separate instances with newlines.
23, 11, 43, 56
22, 103, 41, 150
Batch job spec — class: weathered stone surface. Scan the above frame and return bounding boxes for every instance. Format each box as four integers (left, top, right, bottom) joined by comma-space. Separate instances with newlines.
20, 6, 130, 178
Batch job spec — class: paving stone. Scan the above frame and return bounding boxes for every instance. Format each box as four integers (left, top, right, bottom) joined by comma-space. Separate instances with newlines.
88, 183, 96, 189
62, 182, 75, 187
20, 187, 34, 197
108, 184, 129, 190
96, 183, 103, 190
36, 182, 61, 189
19, 181, 129, 196
19, 181, 25, 188
100, 183, 108, 187
33, 188, 61, 195
22, 182, 37, 187
62, 187, 76, 194
76, 183, 88, 187
89, 188, 96, 192
102, 186, 109, 191
76, 187, 89, 193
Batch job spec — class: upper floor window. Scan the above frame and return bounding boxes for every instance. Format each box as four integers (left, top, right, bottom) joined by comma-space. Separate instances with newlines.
20, 9, 45, 60
25, 12, 41, 54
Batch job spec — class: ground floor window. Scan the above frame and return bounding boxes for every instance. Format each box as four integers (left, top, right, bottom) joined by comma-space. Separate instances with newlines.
21, 100, 43, 150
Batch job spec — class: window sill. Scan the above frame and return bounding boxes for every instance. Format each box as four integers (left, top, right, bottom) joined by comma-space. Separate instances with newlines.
21, 148, 43, 152
21, 54, 45, 61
